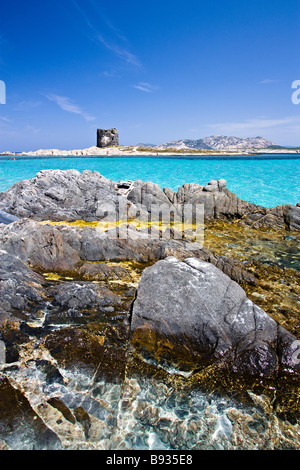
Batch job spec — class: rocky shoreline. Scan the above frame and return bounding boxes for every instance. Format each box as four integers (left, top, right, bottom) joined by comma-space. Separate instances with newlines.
0, 169, 299, 449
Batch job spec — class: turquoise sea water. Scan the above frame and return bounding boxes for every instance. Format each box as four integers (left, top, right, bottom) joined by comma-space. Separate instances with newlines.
0, 154, 299, 208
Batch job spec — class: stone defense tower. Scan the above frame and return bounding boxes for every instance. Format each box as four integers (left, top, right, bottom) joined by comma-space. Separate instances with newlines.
97, 128, 119, 148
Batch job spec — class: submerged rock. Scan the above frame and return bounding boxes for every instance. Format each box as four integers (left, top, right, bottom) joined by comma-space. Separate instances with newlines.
44, 327, 128, 384
0, 375, 61, 450
77, 262, 132, 281
131, 257, 300, 377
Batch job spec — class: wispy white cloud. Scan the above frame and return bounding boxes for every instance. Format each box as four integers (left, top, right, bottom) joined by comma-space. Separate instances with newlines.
102, 70, 119, 78
208, 116, 300, 133
71, 0, 95, 32
0, 116, 12, 123
45, 94, 96, 121
72, 0, 141, 68
101, 16, 129, 43
15, 100, 43, 109
24, 124, 40, 135
259, 79, 280, 84
98, 35, 141, 67
133, 82, 158, 93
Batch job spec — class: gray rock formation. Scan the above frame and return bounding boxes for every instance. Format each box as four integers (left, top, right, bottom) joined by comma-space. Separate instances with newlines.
0, 250, 47, 361
0, 169, 299, 230
1, 229, 295, 381
44, 282, 130, 328
97, 128, 119, 148
0, 169, 124, 222
0, 219, 256, 286
127, 178, 300, 230
0, 219, 81, 272
0, 249, 135, 364
0, 169, 299, 450
0, 250, 44, 303
131, 257, 299, 377
158, 135, 275, 150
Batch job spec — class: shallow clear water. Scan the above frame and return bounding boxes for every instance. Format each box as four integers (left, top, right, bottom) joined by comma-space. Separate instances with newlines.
0, 154, 299, 208
3, 353, 300, 450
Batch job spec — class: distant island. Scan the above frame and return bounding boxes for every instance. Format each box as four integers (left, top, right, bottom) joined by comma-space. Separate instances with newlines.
1, 134, 300, 157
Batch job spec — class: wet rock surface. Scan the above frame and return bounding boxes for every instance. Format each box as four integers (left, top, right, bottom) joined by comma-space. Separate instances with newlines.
44, 328, 128, 384
203, 219, 300, 338
77, 262, 132, 282
0, 169, 299, 449
0, 374, 61, 450
0, 250, 45, 316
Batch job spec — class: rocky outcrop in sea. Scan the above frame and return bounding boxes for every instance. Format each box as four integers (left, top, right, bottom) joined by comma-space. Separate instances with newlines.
0, 169, 299, 450
0, 169, 299, 229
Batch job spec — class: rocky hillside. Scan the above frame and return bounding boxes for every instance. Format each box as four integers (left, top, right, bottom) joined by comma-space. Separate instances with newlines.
158, 135, 276, 150
157, 139, 211, 150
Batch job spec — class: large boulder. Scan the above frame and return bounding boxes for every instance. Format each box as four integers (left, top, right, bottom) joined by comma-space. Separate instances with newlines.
0, 169, 124, 222
0, 219, 81, 272
131, 257, 300, 377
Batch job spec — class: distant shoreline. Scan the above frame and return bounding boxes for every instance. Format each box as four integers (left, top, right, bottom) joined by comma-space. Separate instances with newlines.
1, 152, 300, 161
1, 145, 300, 159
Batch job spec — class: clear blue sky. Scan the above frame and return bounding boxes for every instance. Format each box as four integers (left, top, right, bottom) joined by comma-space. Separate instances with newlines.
0, 0, 299, 151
